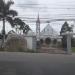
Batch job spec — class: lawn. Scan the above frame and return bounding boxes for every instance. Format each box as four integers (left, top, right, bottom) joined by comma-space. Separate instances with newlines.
72, 47, 75, 52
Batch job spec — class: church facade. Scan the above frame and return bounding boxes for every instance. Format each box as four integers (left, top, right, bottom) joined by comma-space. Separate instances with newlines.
35, 14, 62, 48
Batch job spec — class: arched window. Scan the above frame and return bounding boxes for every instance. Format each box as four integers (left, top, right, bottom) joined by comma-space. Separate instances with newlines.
45, 37, 51, 45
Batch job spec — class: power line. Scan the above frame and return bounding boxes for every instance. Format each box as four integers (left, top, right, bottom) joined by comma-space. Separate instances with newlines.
21, 18, 75, 23
19, 14, 75, 16
15, 7, 75, 9
15, 4, 75, 10
16, 3, 75, 6
17, 16, 75, 20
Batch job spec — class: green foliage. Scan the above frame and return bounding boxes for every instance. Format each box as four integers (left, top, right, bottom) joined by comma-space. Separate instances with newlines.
0, 0, 18, 20
0, 0, 30, 35
72, 47, 75, 52
60, 22, 73, 48
0, 0, 18, 47
60, 22, 73, 35
22, 25, 30, 34
13, 18, 30, 34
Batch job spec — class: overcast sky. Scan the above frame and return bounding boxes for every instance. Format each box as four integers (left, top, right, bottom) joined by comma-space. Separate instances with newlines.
1, 0, 75, 34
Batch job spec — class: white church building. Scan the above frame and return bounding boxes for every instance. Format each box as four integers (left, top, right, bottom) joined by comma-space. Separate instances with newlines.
26, 14, 62, 49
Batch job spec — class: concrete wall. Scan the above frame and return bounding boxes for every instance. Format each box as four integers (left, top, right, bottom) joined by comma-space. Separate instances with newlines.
32, 36, 36, 49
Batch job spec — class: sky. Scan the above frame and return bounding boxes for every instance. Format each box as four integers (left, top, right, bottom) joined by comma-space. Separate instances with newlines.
1, 0, 75, 34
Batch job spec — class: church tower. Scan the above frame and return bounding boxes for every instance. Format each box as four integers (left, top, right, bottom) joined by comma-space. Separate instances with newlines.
36, 14, 40, 41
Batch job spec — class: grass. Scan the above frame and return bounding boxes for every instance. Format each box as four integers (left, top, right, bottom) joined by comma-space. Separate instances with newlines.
24, 49, 39, 53
72, 47, 75, 52
0, 47, 75, 53
0, 48, 39, 53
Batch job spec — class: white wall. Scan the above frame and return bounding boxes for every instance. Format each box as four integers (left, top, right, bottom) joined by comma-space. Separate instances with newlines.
25, 36, 33, 49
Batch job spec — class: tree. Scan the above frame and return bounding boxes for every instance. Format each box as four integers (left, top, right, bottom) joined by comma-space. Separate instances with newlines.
60, 22, 73, 49
13, 18, 30, 34
60, 22, 73, 35
23, 25, 30, 34
0, 0, 17, 47
13, 18, 25, 34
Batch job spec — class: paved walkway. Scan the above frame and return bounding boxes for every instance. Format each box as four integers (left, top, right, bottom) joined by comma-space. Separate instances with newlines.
0, 52, 75, 75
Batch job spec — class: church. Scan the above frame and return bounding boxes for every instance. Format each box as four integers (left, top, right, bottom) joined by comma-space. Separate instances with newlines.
26, 14, 62, 49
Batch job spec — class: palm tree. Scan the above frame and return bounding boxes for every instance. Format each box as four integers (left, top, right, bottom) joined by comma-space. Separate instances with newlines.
0, 0, 18, 47
13, 18, 25, 34
13, 18, 30, 34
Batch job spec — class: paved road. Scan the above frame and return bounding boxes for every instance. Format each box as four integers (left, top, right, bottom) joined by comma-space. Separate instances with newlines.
0, 52, 75, 75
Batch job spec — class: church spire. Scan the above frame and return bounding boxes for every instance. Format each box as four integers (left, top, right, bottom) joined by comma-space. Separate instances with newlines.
36, 13, 40, 23
36, 13, 40, 41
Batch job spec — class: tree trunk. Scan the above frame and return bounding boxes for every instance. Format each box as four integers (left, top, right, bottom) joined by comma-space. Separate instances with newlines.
2, 18, 5, 48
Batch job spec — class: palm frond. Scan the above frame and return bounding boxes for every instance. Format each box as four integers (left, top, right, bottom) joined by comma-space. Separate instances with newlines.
23, 25, 30, 34
6, 17, 14, 27
8, 10, 18, 17
0, 0, 5, 13
5, 0, 14, 10
0, 13, 3, 19
0, 0, 4, 8
14, 18, 24, 25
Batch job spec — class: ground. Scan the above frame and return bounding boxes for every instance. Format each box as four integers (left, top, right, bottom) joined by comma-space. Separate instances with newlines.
72, 47, 75, 52
0, 52, 75, 75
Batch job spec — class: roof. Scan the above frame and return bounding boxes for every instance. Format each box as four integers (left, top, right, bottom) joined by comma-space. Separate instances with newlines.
40, 24, 58, 36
